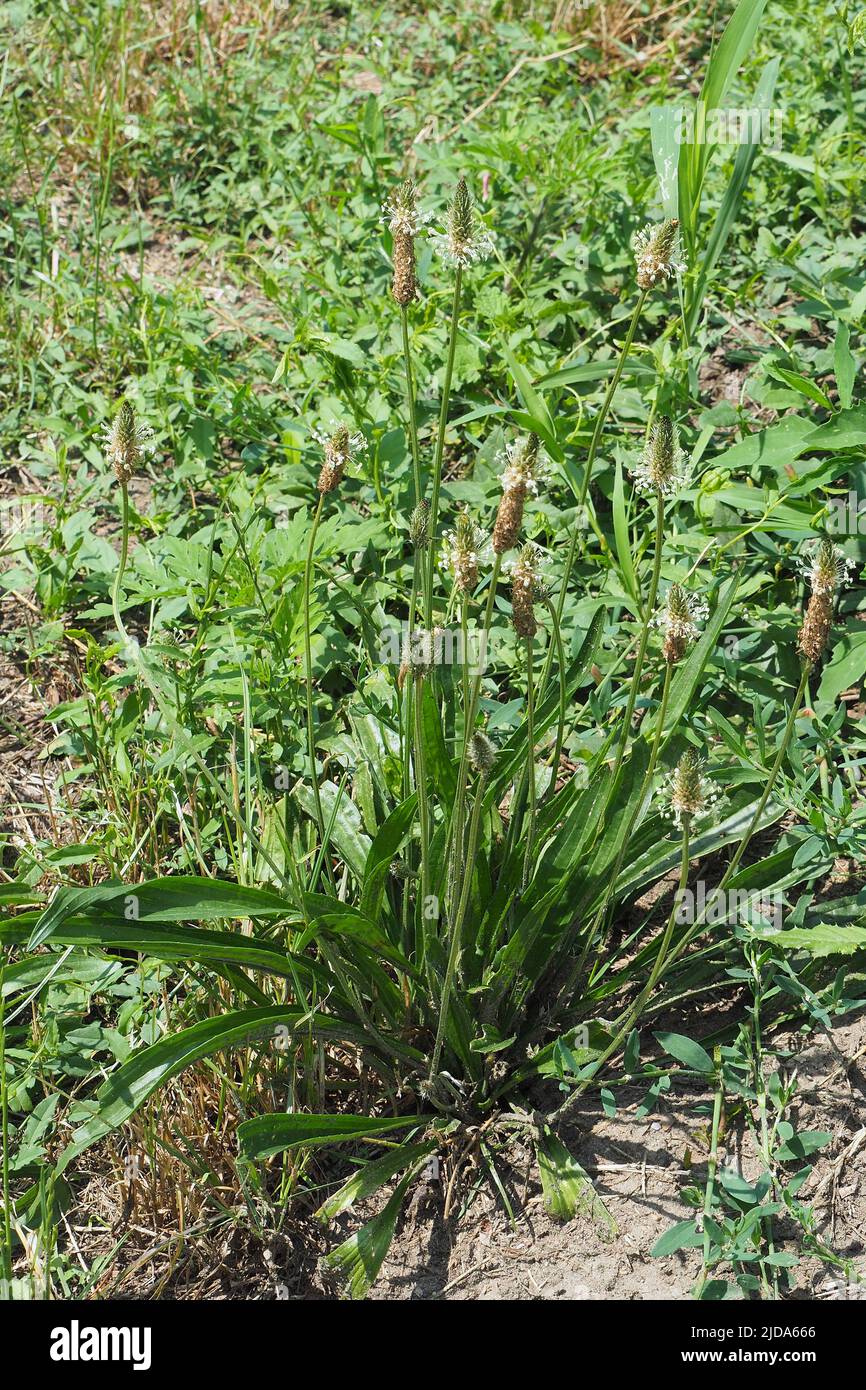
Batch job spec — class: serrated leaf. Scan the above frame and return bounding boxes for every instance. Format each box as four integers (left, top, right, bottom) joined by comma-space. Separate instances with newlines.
773, 923, 866, 957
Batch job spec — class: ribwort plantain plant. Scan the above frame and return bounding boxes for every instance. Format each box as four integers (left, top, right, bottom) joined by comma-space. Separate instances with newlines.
5, 2, 864, 1302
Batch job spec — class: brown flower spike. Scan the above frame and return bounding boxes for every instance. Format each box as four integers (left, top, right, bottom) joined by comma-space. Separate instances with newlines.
797, 539, 853, 666
316, 423, 363, 494
633, 218, 684, 291
103, 399, 153, 484
511, 544, 540, 640
444, 512, 487, 594
492, 435, 544, 554
384, 179, 425, 306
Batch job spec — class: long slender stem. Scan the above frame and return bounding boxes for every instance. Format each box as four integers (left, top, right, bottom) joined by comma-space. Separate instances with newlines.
553, 290, 648, 633
553, 818, 691, 1122
694, 1053, 723, 1299
413, 674, 432, 952
425, 267, 463, 625
542, 598, 567, 801
303, 493, 333, 891
608, 490, 664, 790
521, 635, 537, 891
399, 555, 424, 954
447, 554, 501, 912
749, 951, 779, 1298
431, 769, 487, 1079
0, 957, 12, 1284
401, 305, 422, 508
112, 479, 131, 649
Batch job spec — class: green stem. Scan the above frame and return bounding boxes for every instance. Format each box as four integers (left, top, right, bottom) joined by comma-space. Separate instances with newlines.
413, 673, 433, 956
0, 956, 11, 1283
608, 489, 665, 790
401, 305, 422, 509
521, 635, 537, 891
401, 556, 421, 951
749, 951, 779, 1298
303, 493, 334, 892
542, 598, 567, 802
425, 267, 463, 625
112, 479, 131, 649
553, 817, 691, 1121
430, 769, 487, 1080
447, 554, 501, 912
554, 290, 648, 633
694, 1052, 723, 1299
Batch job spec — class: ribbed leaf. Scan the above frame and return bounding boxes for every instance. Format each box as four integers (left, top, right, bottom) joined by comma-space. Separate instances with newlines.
661, 575, 739, 742
28, 876, 292, 950
316, 1141, 437, 1225
536, 1129, 617, 1235
359, 793, 418, 922
323, 1161, 424, 1299
238, 1111, 434, 1160
64, 1007, 381, 1161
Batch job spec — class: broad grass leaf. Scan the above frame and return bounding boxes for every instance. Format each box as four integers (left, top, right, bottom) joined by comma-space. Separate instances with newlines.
238, 1112, 434, 1160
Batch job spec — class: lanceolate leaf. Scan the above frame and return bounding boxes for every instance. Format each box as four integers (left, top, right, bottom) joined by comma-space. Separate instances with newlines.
536, 1129, 617, 1235
238, 1111, 435, 1160
359, 793, 418, 922
28, 876, 293, 950
316, 1141, 438, 1225
8, 913, 318, 985
323, 1162, 424, 1300
62, 1007, 405, 1166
